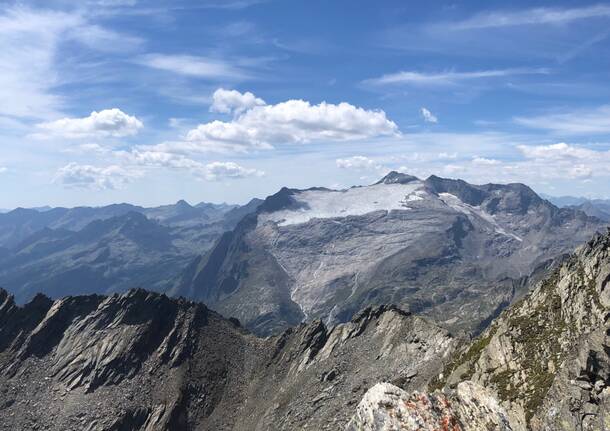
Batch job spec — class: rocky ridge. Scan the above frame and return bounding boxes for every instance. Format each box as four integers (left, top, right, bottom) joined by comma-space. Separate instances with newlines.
0, 288, 455, 430
428, 229, 610, 430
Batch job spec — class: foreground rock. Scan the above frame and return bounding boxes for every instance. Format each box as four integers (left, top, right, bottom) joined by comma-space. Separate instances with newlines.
0, 289, 455, 430
432, 230, 610, 430
347, 381, 512, 431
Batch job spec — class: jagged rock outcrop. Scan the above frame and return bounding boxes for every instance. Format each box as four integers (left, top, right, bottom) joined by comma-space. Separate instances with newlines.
172, 172, 606, 336
346, 381, 512, 431
0, 289, 455, 430
432, 229, 610, 430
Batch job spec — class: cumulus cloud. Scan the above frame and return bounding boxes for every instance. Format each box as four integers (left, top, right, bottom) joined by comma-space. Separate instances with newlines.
203, 161, 264, 181
36, 109, 143, 139
336, 156, 383, 171
120, 150, 264, 181
54, 163, 139, 190
421, 107, 438, 123
515, 105, 610, 135
472, 156, 501, 165
167, 90, 399, 154
210, 88, 265, 115
517, 142, 603, 160
516, 143, 610, 179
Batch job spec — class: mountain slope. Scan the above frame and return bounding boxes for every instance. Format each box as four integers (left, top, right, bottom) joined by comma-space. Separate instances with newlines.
432, 229, 610, 430
0, 288, 455, 430
0, 212, 230, 303
173, 172, 606, 335
0, 199, 263, 303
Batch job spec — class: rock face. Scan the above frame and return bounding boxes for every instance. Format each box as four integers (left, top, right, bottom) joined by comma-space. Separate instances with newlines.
0, 288, 455, 430
346, 381, 512, 431
172, 172, 605, 335
433, 229, 610, 430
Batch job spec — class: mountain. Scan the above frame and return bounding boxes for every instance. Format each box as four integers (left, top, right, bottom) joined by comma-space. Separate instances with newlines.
427, 228, 610, 430
0, 287, 456, 430
543, 194, 610, 222
0, 199, 265, 303
571, 200, 610, 222
0, 200, 240, 249
171, 172, 607, 336
0, 212, 189, 302
2, 228, 608, 430
540, 193, 589, 207
0, 207, 254, 304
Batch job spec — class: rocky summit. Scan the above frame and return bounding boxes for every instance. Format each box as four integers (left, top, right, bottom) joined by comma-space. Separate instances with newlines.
171, 172, 605, 336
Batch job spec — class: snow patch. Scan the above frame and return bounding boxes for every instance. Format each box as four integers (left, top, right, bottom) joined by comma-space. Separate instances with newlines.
261, 182, 424, 226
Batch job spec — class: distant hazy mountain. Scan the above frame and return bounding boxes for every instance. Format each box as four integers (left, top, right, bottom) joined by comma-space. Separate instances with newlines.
569, 200, 610, 221
0, 200, 240, 248
0, 200, 262, 303
172, 172, 607, 336
540, 193, 589, 207
543, 194, 610, 221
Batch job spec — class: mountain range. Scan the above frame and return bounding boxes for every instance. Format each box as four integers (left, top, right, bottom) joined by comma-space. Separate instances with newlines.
0, 199, 262, 303
0, 222, 608, 430
171, 172, 606, 336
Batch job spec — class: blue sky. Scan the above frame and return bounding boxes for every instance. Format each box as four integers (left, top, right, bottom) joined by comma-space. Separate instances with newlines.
1, 0, 610, 207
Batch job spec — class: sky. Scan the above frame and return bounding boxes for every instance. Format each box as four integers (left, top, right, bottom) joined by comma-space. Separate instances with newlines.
1, 0, 610, 208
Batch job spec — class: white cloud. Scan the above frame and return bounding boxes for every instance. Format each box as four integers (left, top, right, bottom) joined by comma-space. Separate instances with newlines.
365, 68, 549, 86
0, 167, 7, 174
515, 105, 610, 135
210, 88, 265, 115
516, 143, 610, 179
0, 7, 77, 119
0, 6, 145, 120
135, 54, 250, 80
120, 150, 264, 181
472, 156, 501, 165
54, 163, 139, 190
123, 150, 204, 170
517, 142, 602, 161
36, 109, 143, 139
421, 107, 438, 123
453, 5, 610, 30
336, 156, 383, 171
94, 0, 138, 6
167, 91, 399, 154
203, 161, 264, 181
69, 24, 143, 53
